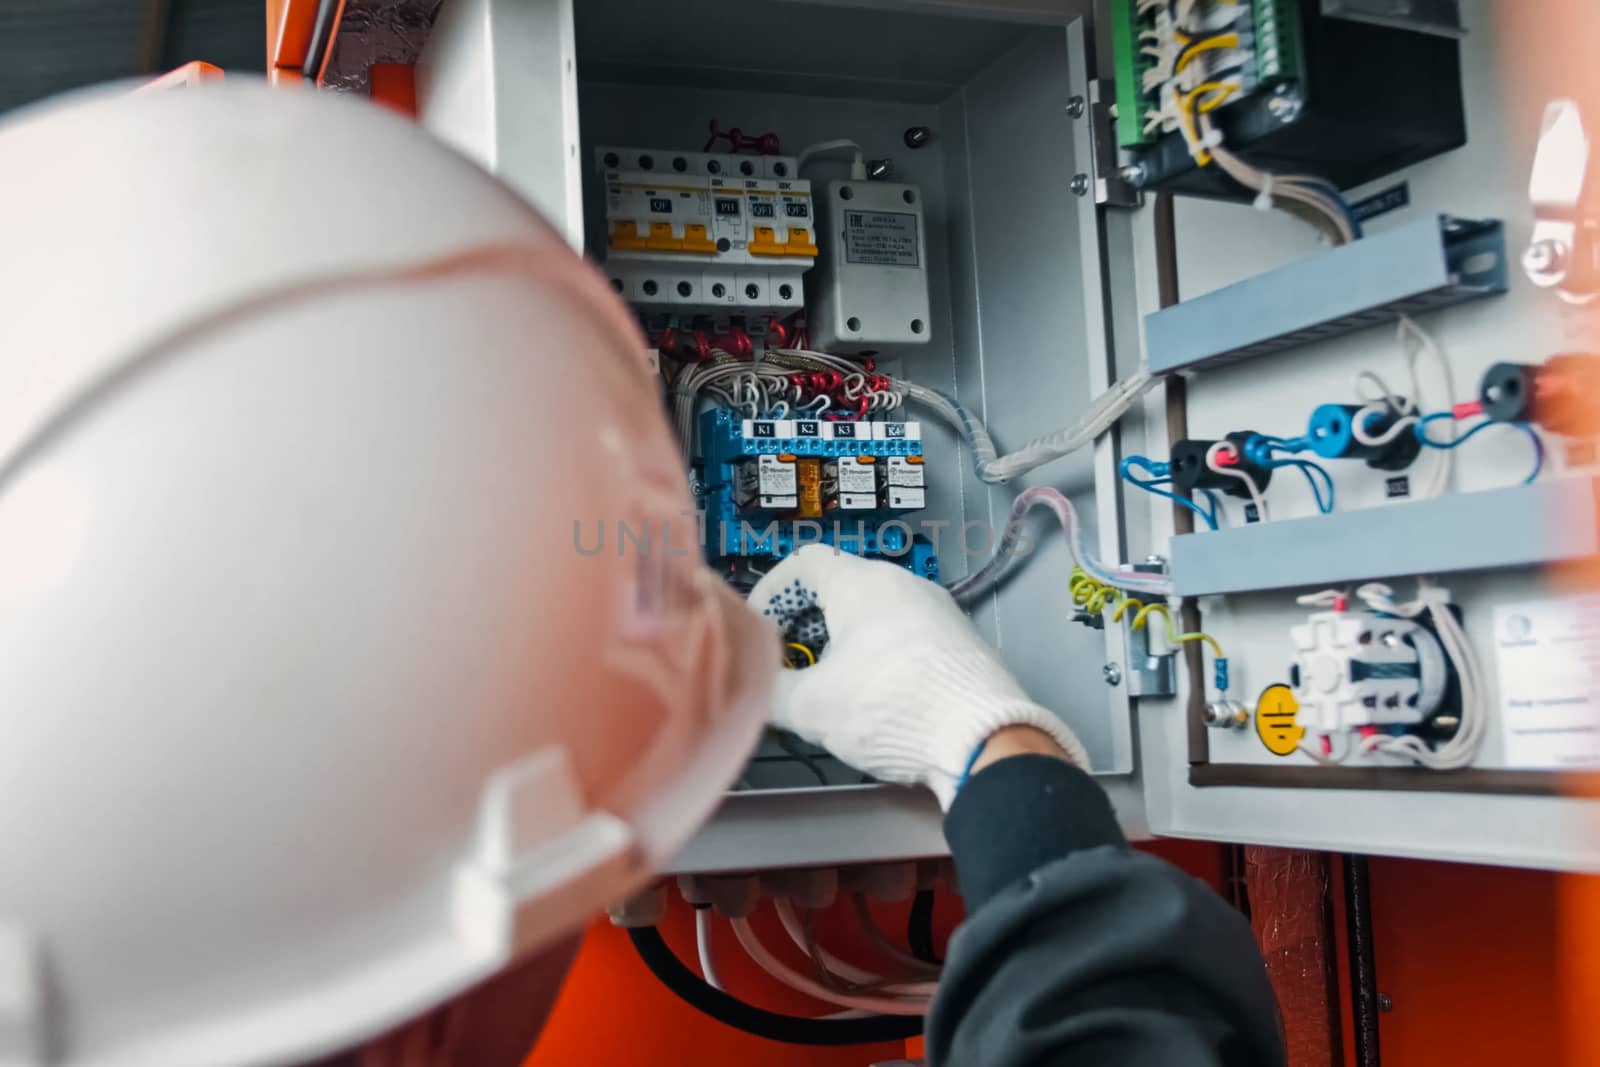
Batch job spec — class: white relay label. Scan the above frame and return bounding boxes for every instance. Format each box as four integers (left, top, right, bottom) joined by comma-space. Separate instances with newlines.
871, 422, 922, 441
838, 493, 877, 510
743, 419, 796, 441
836, 458, 877, 494
844, 210, 921, 267
886, 487, 926, 510
1493, 595, 1600, 769
886, 456, 925, 488
757, 454, 797, 494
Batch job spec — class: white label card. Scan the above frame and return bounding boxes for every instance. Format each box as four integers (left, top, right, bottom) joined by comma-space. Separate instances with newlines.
843, 210, 920, 267
1493, 595, 1600, 769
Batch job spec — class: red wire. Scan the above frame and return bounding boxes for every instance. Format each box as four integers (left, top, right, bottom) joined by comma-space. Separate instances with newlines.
703, 118, 782, 155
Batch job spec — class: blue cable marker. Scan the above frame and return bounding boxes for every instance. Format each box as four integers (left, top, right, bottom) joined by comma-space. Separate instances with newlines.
1214, 658, 1230, 694
1120, 456, 1220, 531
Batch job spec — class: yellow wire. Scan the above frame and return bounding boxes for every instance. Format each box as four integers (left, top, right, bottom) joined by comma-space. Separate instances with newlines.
1178, 86, 1208, 167
1175, 33, 1239, 74
1180, 81, 1239, 168
1070, 568, 1225, 660
1196, 83, 1237, 113
783, 642, 816, 669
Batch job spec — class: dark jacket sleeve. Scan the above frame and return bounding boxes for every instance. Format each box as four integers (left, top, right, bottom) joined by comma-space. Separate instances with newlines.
926, 755, 1285, 1067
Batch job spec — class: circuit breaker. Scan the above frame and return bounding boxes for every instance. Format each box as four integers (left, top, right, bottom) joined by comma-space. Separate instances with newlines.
595, 144, 817, 317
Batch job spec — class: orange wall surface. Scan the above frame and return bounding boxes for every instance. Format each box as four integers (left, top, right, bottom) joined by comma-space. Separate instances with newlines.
1365, 858, 1565, 1067
527, 848, 1579, 1067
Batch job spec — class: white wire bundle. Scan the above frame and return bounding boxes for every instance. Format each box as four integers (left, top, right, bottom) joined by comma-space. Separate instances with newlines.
672, 345, 1155, 487
898, 371, 1157, 486
948, 485, 1173, 603
1197, 114, 1357, 245
772, 900, 939, 998
695, 907, 724, 991
728, 916, 928, 1016
668, 356, 790, 454
1350, 316, 1458, 499
1290, 581, 1487, 771
851, 895, 942, 977
667, 347, 902, 457
1350, 581, 1487, 770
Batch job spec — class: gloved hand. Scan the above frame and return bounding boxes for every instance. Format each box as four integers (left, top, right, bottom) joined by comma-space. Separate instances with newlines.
748, 545, 1089, 809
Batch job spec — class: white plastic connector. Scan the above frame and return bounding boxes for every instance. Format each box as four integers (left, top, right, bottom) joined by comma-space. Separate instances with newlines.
761, 868, 838, 910
1253, 172, 1276, 212
678, 875, 762, 919
840, 863, 919, 903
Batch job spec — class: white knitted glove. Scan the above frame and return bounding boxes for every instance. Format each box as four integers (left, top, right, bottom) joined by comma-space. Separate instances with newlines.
748, 545, 1090, 810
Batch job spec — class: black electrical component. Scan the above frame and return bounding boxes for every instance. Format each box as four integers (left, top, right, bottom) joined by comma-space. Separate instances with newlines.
1116, 0, 1467, 197
1306, 403, 1422, 471
1169, 433, 1274, 499
1478, 362, 1537, 424
1480, 355, 1600, 437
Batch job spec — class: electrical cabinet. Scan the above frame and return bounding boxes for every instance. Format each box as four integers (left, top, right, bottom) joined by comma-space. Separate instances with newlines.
418, 0, 1600, 875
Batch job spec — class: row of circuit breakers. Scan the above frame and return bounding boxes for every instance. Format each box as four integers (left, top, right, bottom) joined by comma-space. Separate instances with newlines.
597, 145, 818, 317
595, 143, 934, 350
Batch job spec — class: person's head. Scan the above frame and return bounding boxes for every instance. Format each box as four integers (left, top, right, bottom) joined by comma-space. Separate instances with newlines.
0, 81, 771, 1065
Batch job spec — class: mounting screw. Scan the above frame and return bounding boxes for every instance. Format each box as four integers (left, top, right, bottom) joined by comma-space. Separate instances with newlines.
1102, 663, 1123, 686
867, 158, 895, 181
1267, 88, 1303, 124
904, 126, 932, 149
1121, 162, 1149, 188
1524, 238, 1570, 283
1071, 173, 1091, 197
1066, 95, 1086, 119
1203, 701, 1249, 729
1377, 994, 1394, 1013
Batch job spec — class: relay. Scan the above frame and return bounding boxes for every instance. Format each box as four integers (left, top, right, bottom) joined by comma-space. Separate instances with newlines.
698, 407, 939, 580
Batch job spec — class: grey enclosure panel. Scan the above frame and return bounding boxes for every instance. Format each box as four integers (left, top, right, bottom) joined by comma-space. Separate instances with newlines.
1170, 478, 1599, 596
667, 787, 946, 874
1145, 217, 1508, 373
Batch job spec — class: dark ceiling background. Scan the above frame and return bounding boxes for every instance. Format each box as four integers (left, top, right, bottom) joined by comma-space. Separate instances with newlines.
0, 0, 267, 116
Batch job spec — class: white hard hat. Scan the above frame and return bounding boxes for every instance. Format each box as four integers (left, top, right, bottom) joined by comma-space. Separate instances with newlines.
0, 81, 772, 1066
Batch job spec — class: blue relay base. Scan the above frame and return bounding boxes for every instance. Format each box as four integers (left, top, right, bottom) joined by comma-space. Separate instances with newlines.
698, 407, 939, 581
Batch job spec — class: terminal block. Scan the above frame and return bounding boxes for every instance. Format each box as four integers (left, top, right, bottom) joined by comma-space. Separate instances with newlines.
1288, 610, 1449, 732
698, 408, 938, 580
1110, 0, 1466, 196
